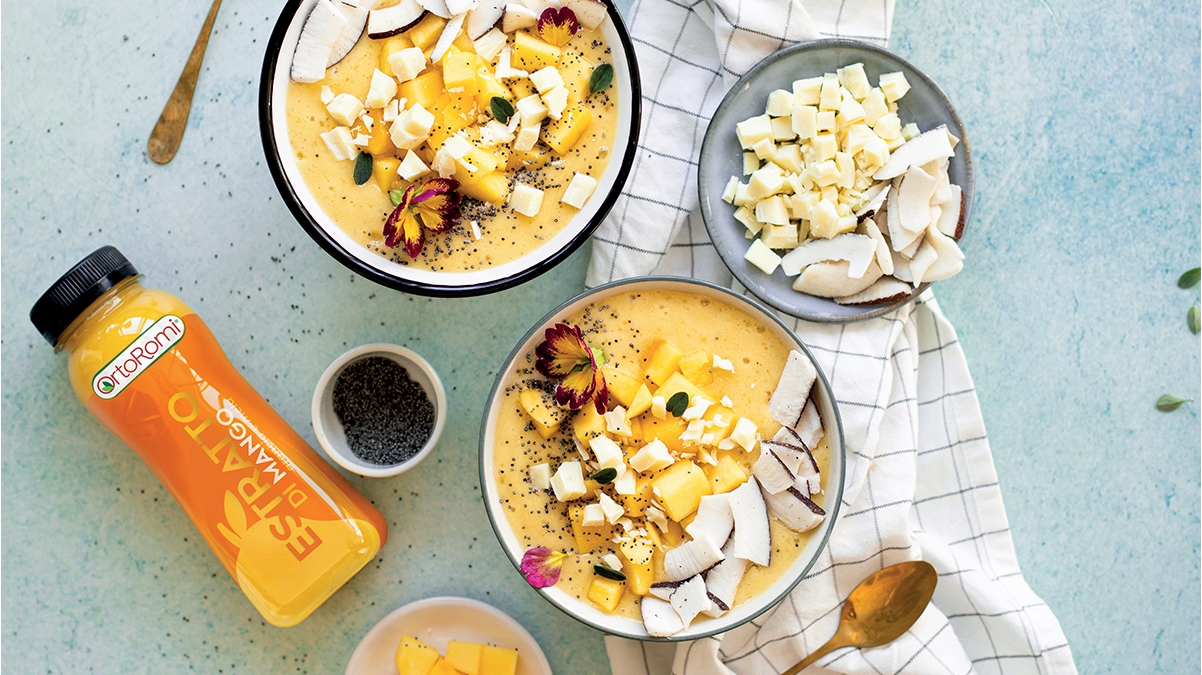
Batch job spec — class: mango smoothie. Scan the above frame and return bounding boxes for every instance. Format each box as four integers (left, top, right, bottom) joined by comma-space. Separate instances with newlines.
285, 4, 619, 272
490, 288, 831, 630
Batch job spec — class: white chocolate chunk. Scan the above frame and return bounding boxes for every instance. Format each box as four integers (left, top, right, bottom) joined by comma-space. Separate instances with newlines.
766, 89, 795, 117
744, 239, 781, 274
509, 183, 545, 217
398, 150, 431, 181
550, 461, 586, 501
320, 126, 357, 160
729, 417, 758, 451
529, 462, 552, 490
879, 71, 911, 101
530, 66, 565, 94
629, 439, 673, 473
326, 93, 364, 126
562, 172, 598, 209
389, 47, 428, 83
581, 503, 606, 527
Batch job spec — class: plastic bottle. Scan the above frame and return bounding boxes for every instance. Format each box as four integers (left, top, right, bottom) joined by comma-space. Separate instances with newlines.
30, 246, 388, 627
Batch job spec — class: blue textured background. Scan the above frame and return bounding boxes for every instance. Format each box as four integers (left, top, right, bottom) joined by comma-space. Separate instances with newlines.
2, 0, 1198, 673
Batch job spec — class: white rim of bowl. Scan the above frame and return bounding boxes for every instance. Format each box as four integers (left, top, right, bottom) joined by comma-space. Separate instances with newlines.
477, 276, 846, 641
312, 343, 447, 477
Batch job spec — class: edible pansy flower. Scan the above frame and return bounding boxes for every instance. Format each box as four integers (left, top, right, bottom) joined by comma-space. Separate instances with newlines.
383, 177, 462, 259
537, 7, 579, 48
535, 322, 609, 413
520, 547, 570, 588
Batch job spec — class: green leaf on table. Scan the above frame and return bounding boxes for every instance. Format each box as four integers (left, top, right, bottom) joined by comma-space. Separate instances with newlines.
1189, 305, 1200, 335
491, 96, 514, 124
353, 151, 372, 186
589, 63, 614, 95
1178, 267, 1201, 289
1156, 394, 1192, 412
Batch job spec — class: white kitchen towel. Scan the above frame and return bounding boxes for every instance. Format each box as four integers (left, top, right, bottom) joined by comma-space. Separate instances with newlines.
588, 0, 1079, 673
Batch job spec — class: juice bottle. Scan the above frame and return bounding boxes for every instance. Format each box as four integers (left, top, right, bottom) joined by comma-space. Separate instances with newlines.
31, 246, 389, 627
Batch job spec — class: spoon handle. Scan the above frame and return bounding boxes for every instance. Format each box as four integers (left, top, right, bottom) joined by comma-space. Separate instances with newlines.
780, 638, 846, 675
147, 0, 224, 164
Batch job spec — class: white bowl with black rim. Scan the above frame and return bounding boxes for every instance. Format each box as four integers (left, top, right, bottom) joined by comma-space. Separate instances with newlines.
260, 0, 641, 297
478, 276, 845, 640
699, 39, 974, 322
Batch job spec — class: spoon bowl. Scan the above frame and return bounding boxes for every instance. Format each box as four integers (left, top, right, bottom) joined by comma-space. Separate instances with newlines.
783, 560, 937, 674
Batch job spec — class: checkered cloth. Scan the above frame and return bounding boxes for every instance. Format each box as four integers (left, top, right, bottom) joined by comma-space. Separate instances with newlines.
589, 0, 1080, 673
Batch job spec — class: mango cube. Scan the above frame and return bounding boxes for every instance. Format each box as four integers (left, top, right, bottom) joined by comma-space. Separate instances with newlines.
396, 636, 441, 675
703, 454, 749, 494
643, 341, 684, 386
442, 51, 481, 93
640, 414, 688, 453
650, 460, 712, 522
455, 147, 501, 185
518, 387, 565, 439
543, 105, 593, 155
429, 660, 460, 675
398, 70, 445, 111
379, 35, 415, 76
601, 365, 643, 407
653, 371, 710, 406
678, 349, 713, 386
626, 383, 653, 418
588, 576, 625, 613
620, 473, 654, 517
445, 641, 483, 675
474, 70, 511, 110
373, 157, 401, 192
572, 404, 607, 443
457, 171, 509, 205
513, 31, 561, 70
568, 504, 614, 553
618, 537, 656, 595
406, 13, 446, 50
480, 645, 519, 675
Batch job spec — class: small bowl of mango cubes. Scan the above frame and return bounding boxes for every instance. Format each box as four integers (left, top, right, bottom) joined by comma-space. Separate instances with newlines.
699, 39, 974, 322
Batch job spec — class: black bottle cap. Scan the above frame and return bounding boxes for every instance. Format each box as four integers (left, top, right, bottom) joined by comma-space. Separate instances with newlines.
30, 246, 139, 346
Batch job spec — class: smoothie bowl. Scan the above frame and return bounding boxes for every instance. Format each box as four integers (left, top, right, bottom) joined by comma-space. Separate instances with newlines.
480, 277, 845, 640
261, 0, 640, 296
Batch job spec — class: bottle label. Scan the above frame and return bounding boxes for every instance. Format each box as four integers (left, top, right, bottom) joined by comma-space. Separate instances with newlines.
92, 315, 186, 400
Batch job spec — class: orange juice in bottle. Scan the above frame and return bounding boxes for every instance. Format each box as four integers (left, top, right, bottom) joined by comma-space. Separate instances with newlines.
31, 246, 388, 627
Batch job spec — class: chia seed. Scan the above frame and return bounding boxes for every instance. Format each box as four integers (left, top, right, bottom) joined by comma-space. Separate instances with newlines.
333, 356, 435, 466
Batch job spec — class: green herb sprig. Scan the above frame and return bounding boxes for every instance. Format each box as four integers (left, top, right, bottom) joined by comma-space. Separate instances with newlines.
353, 151, 372, 186
1178, 267, 1200, 289
590, 467, 618, 484
491, 96, 515, 124
1156, 394, 1193, 412
589, 63, 614, 95
666, 392, 689, 417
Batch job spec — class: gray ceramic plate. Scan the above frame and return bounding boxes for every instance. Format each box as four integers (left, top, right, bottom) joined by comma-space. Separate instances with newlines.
698, 39, 974, 322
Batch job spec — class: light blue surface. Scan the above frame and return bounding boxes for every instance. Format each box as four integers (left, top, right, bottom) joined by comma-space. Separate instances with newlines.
1, 1, 1198, 675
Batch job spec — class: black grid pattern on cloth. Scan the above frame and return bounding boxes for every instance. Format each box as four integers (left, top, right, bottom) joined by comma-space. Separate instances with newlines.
592, 0, 1077, 672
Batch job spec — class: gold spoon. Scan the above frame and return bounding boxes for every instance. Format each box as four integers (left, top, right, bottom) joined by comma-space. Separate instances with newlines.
782, 560, 938, 675
147, 0, 224, 164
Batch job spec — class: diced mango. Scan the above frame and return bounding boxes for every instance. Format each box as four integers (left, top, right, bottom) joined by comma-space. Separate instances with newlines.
653, 371, 710, 405
455, 147, 500, 185
406, 13, 447, 51
518, 387, 565, 439
543, 105, 592, 155
640, 414, 687, 453
568, 503, 615, 553
367, 112, 398, 157
559, 51, 595, 105
374, 157, 401, 192
429, 659, 460, 675
398, 70, 445, 111
445, 641, 483, 675
507, 147, 550, 171
379, 35, 415, 77
678, 349, 713, 386
626, 383, 653, 418
452, 29, 477, 53
627, 415, 643, 441
513, 31, 561, 70
661, 519, 686, 547
703, 454, 749, 494
479, 645, 519, 675
601, 365, 643, 407
396, 635, 441, 675
475, 70, 512, 110
643, 341, 683, 386
650, 460, 712, 522
588, 576, 625, 613
442, 51, 481, 94
619, 537, 655, 595
572, 404, 607, 443
457, 171, 509, 205
620, 473, 654, 516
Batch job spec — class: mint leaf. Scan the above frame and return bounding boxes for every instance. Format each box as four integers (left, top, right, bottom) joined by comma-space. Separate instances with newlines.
1156, 394, 1192, 412
353, 151, 372, 186
589, 63, 614, 95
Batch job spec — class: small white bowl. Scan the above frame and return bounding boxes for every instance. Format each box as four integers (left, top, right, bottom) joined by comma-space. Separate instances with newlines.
312, 343, 447, 477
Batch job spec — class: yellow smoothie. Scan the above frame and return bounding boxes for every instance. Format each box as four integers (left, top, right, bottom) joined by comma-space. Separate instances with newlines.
491, 289, 830, 621
285, 12, 619, 272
